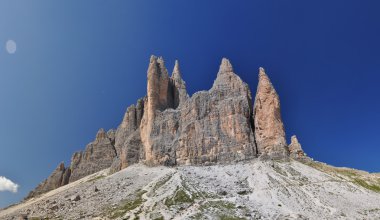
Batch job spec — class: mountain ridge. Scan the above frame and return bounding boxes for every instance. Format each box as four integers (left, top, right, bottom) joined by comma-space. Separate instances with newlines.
25, 56, 309, 200
1, 56, 380, 219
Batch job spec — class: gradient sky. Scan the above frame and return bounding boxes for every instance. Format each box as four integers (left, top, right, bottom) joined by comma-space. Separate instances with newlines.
1, 1, 380, 208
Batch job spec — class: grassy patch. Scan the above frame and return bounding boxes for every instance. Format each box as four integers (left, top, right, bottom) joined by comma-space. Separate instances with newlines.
87, 175, 106, 182
109, 190, 147, 219
165, 188, 194, 207
353, 178, 380, 193
152, 175, 172, 193
192, 201, 246, 220
304, 161, 380, 193
272, 164, 288, 176
219, 215, 246, 220
200, 200, 236, 211
336, 170, 358, 178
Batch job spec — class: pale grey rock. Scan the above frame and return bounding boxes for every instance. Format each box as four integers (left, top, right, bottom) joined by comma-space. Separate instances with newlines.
26, 56, 304, 200
25, 162, 68, 200
69, 128, 116, 182
111, 98, 145, 172
171, 60, 189, 108
141, 58, 256, 165
7, 161, 380, 220
288, 135, 309, 161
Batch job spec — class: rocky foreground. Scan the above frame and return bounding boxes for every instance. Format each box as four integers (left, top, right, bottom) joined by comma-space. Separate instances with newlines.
1, 160, 380, 219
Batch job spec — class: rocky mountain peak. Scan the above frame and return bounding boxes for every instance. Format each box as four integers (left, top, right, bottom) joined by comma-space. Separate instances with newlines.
218, 57, 234, 74
57, 162, 65, 171
26, 56, 306, 199
171, 60, 188, 107
171, 60, 182, 80
95, 128, 107, 142
254, 67, 288, 159
157, 56, 169, 78
289, 135, 307, 159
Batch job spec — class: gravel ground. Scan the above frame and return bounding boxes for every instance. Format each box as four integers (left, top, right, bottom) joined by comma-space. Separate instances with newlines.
1, 159, 380, 220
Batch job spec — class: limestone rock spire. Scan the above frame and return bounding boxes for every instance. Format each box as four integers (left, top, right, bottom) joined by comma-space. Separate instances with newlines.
157, 56, 169, 79
142, 55, 173, 164
218, 58, 234, 74
95, 128, 107, 142
171, 59, 188, 107
253, 67, 288, 159
288, 135, 306, 159
171, 60, 182, 80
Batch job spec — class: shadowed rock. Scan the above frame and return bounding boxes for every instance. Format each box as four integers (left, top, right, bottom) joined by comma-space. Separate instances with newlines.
69, 128, 117, 182
25, 162, 68, 200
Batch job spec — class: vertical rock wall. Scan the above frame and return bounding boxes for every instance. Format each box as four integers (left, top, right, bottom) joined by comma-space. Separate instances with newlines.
27, 56, 304, 199
253, 67, 289, 159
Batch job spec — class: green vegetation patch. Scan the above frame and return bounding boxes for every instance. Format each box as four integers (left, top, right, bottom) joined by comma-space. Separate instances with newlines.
109, 190, 147, 219
153, 175, 172, 191
353, 178, 380, 193
336, 169, 358, 178
165, 188, 194, 207
200, 200, 236, 211
272, 164, 288, 176
304, 161, 380, 193
219, 215, 246, 220
192, 200, 247, 220
87, 175, 106, 182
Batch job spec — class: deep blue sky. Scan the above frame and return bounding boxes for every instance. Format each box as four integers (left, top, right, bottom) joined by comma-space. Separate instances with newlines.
1, 1, 379, 208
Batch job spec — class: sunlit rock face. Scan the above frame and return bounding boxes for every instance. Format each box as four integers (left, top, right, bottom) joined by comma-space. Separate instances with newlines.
140, 57, 256, 165
175, 58, 256, 165
27, 56, 304, 199
288, 135, 310, 162
253, 67, 289, 159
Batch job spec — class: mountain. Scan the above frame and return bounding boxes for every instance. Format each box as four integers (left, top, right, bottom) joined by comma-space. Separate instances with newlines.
1, 57, 379, 220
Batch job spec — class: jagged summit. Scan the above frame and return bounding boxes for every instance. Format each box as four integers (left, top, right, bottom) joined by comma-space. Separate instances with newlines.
25, 56, 308, 200
218, 57, 234, 73
171, 60, 181, 79
4, 56, 380, 220
5, 56, 380, 220
254, 67, 288, 159
289, 135, 307, 160
95, 128, 107, 142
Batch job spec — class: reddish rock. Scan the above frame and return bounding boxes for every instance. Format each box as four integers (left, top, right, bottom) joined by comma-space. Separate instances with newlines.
253, 67, 289, 159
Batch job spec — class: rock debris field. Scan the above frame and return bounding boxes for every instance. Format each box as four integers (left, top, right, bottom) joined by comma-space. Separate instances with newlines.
1, 159, 380, 220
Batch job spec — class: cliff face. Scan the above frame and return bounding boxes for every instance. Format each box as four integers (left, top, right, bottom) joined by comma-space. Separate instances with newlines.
140, 58, 256, 166
27, 56, 304, 199
25, 163, 69, 199
68, 128, 117, 182
253, 67, 288, 159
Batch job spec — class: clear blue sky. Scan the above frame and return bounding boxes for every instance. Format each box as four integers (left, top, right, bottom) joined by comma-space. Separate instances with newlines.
1, 1, 379, 208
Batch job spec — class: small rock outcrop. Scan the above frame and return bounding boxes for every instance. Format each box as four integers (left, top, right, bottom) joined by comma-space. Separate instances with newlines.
27, 56, 307, 199
25, 163, 69, 199
171, 60, 189, 107
69, 128, 117, 182
253, 67, 288, 159
288, 135, 307, 160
